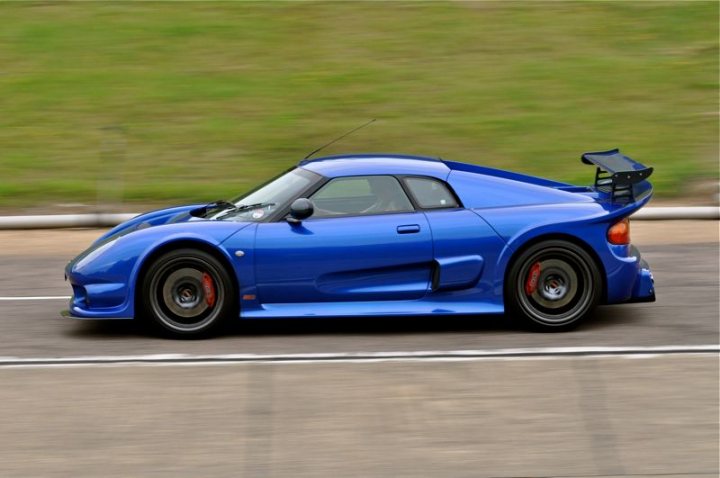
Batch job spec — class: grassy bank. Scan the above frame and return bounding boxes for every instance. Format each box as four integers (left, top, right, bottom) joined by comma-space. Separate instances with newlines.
0, 2, 717, 207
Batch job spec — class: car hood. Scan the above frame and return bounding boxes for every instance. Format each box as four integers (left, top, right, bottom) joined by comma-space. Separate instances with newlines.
92, 204, 205, 246
69, 206, 252, 277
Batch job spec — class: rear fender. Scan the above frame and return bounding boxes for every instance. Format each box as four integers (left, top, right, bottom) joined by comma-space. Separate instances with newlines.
475, 204, 632, 302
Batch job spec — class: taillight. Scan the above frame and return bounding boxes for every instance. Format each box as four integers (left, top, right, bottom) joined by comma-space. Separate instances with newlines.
608, 217, 630, 245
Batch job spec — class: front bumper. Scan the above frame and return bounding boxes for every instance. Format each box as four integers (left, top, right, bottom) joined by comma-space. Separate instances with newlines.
61, 309, 132, 320
65, 265, 135, 319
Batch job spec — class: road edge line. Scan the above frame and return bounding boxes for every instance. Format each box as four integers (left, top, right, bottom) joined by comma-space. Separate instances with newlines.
0, 345, 717, 369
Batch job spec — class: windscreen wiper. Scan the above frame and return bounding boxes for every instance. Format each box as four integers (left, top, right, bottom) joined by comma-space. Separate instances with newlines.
234, 202, 276, 211
190, 200, 239, 218
212, 202, 277, 220
206, 200, 238, 211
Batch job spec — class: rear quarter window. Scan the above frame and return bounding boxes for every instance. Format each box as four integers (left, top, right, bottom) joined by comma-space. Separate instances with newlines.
404, 177, 459, 209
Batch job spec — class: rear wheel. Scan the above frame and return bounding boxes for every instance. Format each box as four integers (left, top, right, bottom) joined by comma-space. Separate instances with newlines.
141, 248, 235, 338
506, 240, 601, 331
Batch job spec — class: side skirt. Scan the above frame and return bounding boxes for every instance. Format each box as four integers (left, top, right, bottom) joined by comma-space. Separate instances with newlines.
241, 300, 503, 319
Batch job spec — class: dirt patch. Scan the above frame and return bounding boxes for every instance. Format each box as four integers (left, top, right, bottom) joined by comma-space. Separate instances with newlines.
0, 229, 109, 257
631, 220, 719, 246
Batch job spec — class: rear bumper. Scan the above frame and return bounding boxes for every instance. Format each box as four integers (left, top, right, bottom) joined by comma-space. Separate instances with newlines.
604, 244, 655, 304
626, 257, 655, 303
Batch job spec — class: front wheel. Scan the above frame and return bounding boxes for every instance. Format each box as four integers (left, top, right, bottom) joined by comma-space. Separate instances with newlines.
140, 248, 236, 338
506, 240, 601, 331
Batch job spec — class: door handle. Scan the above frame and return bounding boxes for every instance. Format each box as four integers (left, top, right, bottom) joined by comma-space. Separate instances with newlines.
397, 224, 421, 234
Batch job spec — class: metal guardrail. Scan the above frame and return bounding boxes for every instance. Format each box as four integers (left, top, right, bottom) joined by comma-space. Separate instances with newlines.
633, 206, 719, 220
0, 207, 717, 230
0, 213, 137, 230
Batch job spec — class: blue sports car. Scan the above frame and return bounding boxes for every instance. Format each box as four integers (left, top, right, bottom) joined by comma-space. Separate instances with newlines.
64, 149, 655, 337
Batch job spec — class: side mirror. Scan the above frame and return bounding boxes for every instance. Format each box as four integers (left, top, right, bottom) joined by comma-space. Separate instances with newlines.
287, 198, 314, 224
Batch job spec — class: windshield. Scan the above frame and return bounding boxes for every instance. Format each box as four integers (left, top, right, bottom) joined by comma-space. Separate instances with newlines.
207, 168, 320, 222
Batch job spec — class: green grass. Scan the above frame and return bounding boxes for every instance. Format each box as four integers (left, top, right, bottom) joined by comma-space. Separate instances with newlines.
0, 1, 717, 207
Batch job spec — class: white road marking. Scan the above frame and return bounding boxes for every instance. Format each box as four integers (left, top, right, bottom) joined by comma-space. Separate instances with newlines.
0, 345, 717, 369
0, 296, 69, 301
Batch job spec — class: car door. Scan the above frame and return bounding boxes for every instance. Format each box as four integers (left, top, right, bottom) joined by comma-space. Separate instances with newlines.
401, 176, 507, 296
254, 175, 434, 304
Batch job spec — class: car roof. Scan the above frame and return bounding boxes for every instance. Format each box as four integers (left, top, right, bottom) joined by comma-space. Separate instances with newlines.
299, 153, 451, 179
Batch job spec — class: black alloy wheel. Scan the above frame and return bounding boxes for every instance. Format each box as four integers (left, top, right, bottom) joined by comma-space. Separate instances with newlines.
141, 248, 235, 337
506, 240, 601, 331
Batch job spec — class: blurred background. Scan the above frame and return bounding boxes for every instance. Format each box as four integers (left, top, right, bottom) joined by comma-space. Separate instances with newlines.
0, 3, 718, 477
0, 1, 717, 213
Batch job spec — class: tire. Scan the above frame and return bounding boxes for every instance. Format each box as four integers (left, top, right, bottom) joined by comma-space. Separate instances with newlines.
140, 248, 236, 338
506, 240, 601, 331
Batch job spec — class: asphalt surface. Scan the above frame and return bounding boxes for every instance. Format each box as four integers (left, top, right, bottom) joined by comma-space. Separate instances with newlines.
0, 230, 717, 478
1, 355, 717, 478
0, 243, 717, 358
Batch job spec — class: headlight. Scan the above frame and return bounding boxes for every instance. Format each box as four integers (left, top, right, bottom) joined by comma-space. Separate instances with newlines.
75, 239, 118, 271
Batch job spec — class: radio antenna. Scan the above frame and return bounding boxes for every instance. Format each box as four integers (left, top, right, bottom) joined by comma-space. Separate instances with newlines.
303, 119, 376, 160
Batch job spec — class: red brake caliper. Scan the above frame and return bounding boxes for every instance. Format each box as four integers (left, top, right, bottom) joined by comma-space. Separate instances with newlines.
202, 273, 216, 308
524, 262, 541, 296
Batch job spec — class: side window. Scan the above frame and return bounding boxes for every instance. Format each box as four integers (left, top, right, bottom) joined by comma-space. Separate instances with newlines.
311, 176, 414, 218
404, 177, 460, 209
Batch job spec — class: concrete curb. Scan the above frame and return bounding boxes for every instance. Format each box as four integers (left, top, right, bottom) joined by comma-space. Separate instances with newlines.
632, 206, 719, 220
0, 207, 717, 230
0, 213, 137, 230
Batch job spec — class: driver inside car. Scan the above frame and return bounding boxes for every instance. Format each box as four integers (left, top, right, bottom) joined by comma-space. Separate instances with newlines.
360, 176, 411, 214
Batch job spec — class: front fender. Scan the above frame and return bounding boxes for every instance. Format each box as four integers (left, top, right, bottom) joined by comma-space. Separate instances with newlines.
67, 221, 249, 318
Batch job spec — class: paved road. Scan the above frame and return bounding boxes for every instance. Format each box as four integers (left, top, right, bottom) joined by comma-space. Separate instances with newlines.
0, 231, 717, 477
0, 355, 717, 478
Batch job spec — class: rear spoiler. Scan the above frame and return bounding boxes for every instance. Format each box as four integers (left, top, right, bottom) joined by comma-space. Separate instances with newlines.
581, 148, 653, 202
